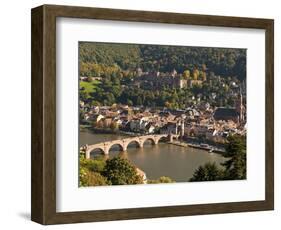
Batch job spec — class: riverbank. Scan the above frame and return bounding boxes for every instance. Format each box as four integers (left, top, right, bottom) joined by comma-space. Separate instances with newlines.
187, 143, 225, 154
80, 124, 92, 131
168, 141, 188, 147
168, 140, 225, 154
82, 126, 140, 137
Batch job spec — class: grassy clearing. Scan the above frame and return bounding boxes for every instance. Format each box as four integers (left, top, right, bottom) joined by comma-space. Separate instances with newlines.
80, 80, 100, 95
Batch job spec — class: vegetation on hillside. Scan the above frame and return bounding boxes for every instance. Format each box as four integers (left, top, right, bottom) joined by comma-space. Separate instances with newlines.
80, 80, 100, 98
79, 42, 246, 109
79, 42, 246, 81
189, 134, 246, 182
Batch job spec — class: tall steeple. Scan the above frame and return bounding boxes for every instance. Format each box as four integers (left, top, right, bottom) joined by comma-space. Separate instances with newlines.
235, 87, 244, 123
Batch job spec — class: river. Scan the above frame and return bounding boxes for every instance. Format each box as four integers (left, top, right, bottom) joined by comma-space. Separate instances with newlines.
80, 130, 227, 182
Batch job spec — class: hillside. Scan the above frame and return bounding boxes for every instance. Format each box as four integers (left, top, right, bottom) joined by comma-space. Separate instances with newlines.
79, 42, 246, 81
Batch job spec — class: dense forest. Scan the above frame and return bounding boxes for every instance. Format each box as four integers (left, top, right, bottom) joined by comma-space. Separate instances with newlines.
79, 42, 246, 109
79, 42, 246, 81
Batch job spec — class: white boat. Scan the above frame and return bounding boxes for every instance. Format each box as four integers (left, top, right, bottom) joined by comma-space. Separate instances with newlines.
200, 143, 209, 148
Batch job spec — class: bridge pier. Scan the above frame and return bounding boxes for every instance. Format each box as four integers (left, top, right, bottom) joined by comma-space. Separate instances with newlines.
137, 138, 144, 148
169, 134, 173, 142
104, 144, 110, 155
104, 149, 109, 155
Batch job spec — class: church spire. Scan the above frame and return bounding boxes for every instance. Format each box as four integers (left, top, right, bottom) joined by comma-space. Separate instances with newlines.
236, 87, 244, 123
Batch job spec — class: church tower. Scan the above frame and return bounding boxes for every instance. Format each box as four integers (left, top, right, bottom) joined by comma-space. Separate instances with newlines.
235, 88, 244, 123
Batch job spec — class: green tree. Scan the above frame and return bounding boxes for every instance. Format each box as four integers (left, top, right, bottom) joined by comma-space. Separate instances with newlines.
127, 99, 133, 106
79, 154, 106, 172
189, 135, 247, 182
80, 168, 109, 186
222, 134, 246, 180
183, 69, 191, 79
148, 176, 175, 184
102, 157, 143, 185
136, 96, 143, 105
192, 68, 200, 80
79, 152, 109, 186
91, 100, 101, 107
189, 162, 224, 182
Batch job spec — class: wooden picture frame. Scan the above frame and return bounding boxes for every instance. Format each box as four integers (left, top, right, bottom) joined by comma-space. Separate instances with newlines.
31, 4, 274, 225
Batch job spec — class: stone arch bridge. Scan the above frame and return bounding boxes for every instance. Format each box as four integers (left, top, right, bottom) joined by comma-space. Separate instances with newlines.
84, 134, 178, 159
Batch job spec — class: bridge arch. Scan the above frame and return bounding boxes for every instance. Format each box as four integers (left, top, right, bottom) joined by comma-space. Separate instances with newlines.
108, 143, 125, 153
125, 140, 142, 149
89, 147, 105, 158
157, 135, 168, 143
143, 137, 156, 145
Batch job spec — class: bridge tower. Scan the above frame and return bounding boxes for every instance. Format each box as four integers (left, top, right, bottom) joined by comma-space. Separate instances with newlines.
180, 120, 185, 137
169, 133, 173, 142
180, 114, 186, 138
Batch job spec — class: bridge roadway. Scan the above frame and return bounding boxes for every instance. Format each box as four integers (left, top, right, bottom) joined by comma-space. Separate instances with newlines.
84, 134, 178, 159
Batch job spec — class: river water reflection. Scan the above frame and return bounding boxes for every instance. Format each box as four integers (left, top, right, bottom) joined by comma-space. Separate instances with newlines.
80, 130, 227, 182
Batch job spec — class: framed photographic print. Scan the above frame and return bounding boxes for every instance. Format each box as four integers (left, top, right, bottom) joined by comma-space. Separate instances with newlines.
31, 4, 274, 225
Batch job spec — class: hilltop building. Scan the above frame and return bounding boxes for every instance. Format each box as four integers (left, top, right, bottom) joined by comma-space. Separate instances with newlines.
135, 69, 213, 89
